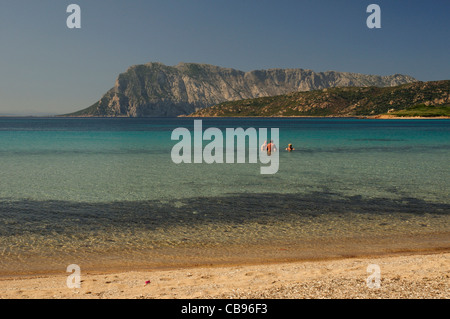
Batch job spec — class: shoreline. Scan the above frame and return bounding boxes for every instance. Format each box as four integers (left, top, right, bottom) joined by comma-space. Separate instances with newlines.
361, 114, 450, 119
1, 246, 448, 279
1, 115, 449, 119
185, 115, 450, 119
2, 231, 448, 279
0, 250, 448, 299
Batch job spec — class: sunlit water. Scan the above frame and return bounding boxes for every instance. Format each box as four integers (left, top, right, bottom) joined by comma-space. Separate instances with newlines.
0, 117, 448, 274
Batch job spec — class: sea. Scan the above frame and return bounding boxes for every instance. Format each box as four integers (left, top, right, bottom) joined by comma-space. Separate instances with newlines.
0, 117, 448, 275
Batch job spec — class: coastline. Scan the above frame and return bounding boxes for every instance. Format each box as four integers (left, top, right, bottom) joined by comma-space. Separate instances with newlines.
1, 114, 448, 119
362, 114, 450, 119
0, 250, 448, 299
183, 115, 450, 119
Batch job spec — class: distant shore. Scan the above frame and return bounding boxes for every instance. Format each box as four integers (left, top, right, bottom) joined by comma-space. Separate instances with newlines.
182, 115, 450, 119
363, 115, 450, 119
1, 114, 449, 119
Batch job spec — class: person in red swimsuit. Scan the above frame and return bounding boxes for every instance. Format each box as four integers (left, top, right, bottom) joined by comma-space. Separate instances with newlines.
267, 140, 277, 155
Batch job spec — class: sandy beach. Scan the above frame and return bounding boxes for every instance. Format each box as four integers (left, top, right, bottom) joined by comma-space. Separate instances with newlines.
367, 115, 450, 119
0, 251, 448, 299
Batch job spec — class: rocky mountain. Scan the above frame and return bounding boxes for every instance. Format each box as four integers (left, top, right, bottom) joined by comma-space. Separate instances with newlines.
67, 62, 417, 117
189, 80, 450, 117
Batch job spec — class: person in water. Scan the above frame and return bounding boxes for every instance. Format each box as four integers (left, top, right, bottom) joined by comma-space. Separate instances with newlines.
261, 140, 268, 151
286, 143, 294, 151
267, 140, 277, 155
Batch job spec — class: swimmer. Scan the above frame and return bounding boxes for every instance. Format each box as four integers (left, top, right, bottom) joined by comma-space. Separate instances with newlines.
285, 143, 294, 151
267, 140, 277, 155
261, 140, 268, 151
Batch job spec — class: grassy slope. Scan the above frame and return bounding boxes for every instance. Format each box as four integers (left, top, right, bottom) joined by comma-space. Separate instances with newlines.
387, 104, 450, 117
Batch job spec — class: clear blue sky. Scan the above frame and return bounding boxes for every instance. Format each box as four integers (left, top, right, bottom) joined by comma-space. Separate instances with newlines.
0, 0, 449, 114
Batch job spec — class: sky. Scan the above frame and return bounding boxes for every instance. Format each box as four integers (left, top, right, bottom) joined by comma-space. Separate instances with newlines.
0, 0, 449, 115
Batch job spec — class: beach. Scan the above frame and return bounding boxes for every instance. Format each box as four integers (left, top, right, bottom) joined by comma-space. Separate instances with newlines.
0, 251, 448, 299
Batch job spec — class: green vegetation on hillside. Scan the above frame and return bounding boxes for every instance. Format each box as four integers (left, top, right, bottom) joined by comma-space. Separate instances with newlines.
387, 104, 450, 117
188, 80, 450, 117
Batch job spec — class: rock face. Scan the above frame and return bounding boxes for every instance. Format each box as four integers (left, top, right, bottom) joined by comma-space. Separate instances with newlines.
68, 62, 417, 117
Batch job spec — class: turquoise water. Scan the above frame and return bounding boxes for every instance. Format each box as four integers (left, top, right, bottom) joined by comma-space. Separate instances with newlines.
0, 117, 449, 274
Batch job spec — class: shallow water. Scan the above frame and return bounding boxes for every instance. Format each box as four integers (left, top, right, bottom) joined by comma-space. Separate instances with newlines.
0, 117, 449, 274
